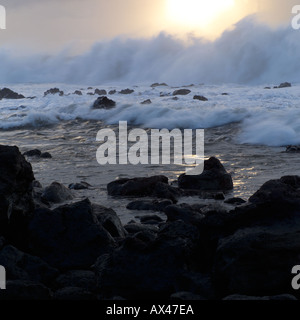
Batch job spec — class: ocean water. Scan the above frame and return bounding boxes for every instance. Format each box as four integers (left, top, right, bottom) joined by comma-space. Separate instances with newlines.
0, 82, 300, 223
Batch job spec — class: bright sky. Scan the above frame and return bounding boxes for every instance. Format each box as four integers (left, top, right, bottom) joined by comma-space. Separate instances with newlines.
0, 0, 298, 53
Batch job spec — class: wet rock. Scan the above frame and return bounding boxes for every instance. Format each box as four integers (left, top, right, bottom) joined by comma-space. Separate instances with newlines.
0, 88, 25, 100
44, 88, 64, 96
119, 89, 134, 94
55, 270, 96, 291
164, 204, 205, 225
92, 203, 127, 238
0, 280, 52, 300
222, 93, 229, 95
73, 90, 82, 95
141, 99, 152, 105
249, 176, 300, 205
54, 287, 94, 300
151, 83, 168, 88
173, 89, 191, 96
278, 82, 292, 88
23, 149, 42, 157
286, 145, 300, 153
224, 197, 246, 205
214, 192, 225, 200
23, 149, 52, 159
213, 228, 300, 297
92, 96, 116, 109
94, 89, 107, 95
28, 199, 115, 270
126, 199, 173, 212
108, 90, 116, 95
87, 87, 93, 90
0, 145, 35, 248
124, 223, 158, 235
41, 182, 73, 204
107, 176, 180, 203
40, 152, 52, 159
0, 245, 58, 285
178, 157, 233, 191
193, 95, 208, 101
94, 236, 191, 299
140, 215, 164, 224
68, 182, 90, 190
264, 87, 271, 90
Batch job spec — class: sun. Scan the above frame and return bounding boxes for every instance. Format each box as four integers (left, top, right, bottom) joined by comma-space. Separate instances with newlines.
166, 0, 235, 28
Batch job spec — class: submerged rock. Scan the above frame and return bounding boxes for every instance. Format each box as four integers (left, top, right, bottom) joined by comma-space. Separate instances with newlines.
126, 199, 173, 212
141, 99, 152, 105
178, 157, 233, 191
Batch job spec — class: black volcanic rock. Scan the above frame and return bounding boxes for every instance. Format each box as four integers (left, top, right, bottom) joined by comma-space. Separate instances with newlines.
0, 88, 25, 100
41, 182, 73, 204
193, 95, 208, 101
28, 199, 116, 270
44, 88, 64, 96
178, 157, 233, 191
0, 145, 35, 248
107, 176, 180, 203
119, 89, 134, 95
173, 89, 191, 96
94, 89, 107, 95
92, 96, 116, 109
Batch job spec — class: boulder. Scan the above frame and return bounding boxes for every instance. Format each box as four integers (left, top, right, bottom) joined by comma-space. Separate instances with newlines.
94, 89, 107, 95
92, 203, 127, 238
0, 280, 52, 300
44, 88, 64, 96
193, 95, 208, 101
0, 245, 58, 285
55, 270, 96, 291
108, 90, 116, 95
213, 228, 300, 297
28, 199, 116, 270
173, 89, 191, 96
278, 82, 292, 88
286, 145, 300, 153
94, 236, 191, 299
107, 176, 180, 203
124, 223, 158, 235
164, 204, 205, 225
0, 88, 25, 100
151, 83, 168, 88
141, 99, 152, 105
126, 199, 173, 212
119, 89, 134, 94
0, 145, 35, 248
41, 182, 73, 204
73, 90, 82, 96
92, 96, 116, 110
178, 157, 233, 191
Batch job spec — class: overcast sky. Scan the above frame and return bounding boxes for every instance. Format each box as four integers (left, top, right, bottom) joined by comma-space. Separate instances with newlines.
0, 0, 298, 53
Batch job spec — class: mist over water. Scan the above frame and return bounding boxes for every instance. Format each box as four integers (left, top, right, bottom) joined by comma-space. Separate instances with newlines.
1, 17, 300, 85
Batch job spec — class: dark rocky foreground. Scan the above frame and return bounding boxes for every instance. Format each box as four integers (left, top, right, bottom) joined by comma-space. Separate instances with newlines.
0, 145, 299, 300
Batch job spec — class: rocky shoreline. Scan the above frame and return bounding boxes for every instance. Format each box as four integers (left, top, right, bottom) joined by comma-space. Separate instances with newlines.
0, 144, 299, 300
